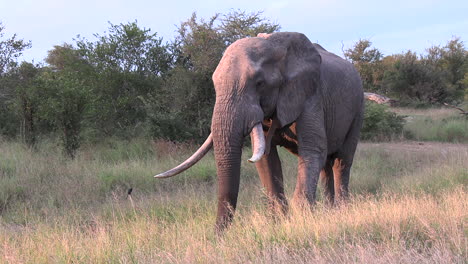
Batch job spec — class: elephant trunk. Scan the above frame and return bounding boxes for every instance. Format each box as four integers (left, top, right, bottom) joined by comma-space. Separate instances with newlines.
154, 94, 265, 231
211, 101, 246, 231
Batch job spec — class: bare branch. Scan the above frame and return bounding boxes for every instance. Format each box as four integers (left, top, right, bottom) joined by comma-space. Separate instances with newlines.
364, 92, 393, 104
443, 103, 468, 115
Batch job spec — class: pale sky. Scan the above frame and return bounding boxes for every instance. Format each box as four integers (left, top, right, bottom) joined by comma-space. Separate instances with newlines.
1, 0, 467, 63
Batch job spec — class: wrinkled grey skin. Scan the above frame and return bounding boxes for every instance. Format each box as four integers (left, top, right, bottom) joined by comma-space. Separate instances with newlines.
211, 32, 363, 231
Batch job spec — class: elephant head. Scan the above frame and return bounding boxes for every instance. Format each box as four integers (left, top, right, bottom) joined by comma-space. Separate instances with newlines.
156, 32, 322, 231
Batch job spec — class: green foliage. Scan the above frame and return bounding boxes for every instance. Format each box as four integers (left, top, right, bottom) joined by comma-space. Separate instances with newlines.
1, 13, 468, 147
219, 10, 281, 45
346, 37, 467, 106
423, 37, 468, 102
0, 22, 31, 75
0, 23, 32, 139
361, 101, 405, 141
404, 115, 468, 143
12, 62, 42, 146
344, 39, 384, 92
76, 21, 171, 75
38, 69, 92, 158
383, 51, 446, 104
75, 21, 170, 137
0, 98, 19, 138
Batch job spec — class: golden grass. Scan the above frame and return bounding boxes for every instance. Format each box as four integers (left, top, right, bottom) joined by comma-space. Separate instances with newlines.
1, 139, 467, 263
1, 189, 466, 263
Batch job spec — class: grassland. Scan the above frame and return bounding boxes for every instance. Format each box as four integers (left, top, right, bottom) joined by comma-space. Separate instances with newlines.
1, 137, 466, 263
1, 108, 467, 263
393, 107, 468, 143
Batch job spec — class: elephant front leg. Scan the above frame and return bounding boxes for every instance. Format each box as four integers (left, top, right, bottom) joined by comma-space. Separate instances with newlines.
292, 102, 327, 206
320, 158, 335, 205
255, 145, 288, 214
293, 151, 326, 205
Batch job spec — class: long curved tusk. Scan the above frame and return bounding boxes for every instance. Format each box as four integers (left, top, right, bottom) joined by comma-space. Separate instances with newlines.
154, 134, 213, 178
248, 123, 266, 163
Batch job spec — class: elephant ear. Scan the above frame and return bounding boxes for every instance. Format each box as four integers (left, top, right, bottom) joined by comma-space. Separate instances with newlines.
259, 32, 322, 127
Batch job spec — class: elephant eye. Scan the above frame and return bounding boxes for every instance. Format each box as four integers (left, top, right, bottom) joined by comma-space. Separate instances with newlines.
256, 80, 265, 88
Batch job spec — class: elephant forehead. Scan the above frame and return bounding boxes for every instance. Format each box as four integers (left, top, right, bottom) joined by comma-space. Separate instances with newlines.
212, 38, 281, 85
213, 54, 260, 83
212, 65, 256, 91
226, 38, 273, 61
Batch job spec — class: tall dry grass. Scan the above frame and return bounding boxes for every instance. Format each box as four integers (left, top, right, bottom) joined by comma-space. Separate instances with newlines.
1, 138, 467, 263
2, 188, 465, 263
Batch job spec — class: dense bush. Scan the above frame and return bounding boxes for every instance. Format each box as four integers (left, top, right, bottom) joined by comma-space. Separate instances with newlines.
361, 101, 405, 141
345, 38, 468, 106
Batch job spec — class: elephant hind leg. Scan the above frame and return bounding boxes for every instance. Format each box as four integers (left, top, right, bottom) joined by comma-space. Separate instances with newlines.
320, 157, 335, 205
333, 158, 349, 202
255, 145, 288, 215
334, 115, 362, 202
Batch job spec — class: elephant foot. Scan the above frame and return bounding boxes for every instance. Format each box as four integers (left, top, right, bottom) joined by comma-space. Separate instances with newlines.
291, 191, 316, 212
265, 196, 289, 219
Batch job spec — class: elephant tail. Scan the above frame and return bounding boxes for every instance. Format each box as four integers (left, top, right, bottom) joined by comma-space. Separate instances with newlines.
154, 134, 213, 178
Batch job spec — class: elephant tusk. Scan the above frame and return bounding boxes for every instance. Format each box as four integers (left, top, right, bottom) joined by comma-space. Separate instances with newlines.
248, 123, 266, 163
154, 134, 213, 178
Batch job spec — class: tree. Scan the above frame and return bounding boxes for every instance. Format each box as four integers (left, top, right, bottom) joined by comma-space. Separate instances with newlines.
383, 51, 445, 104
76, 21, 171, 75
75, 21, 171, 137
219, 10, 281, 46
344, 39, 384, 92
423, 37, 467, 102
0, 62, 42, 142
440, 38, 466, 86
0, 22, 31, 75
13, 62, 41, 146
38, 69, 91, 158
387, 37, 468, 104
0, 23, 32, 138
36, 44, 96, 157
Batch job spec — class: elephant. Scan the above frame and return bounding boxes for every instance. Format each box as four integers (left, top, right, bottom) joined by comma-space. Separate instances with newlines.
156, 32, 364, 232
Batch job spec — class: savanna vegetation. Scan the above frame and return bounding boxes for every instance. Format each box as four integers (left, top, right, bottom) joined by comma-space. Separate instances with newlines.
1, 11, 467, 153
1, 10, 467, 263
0, 136, 466, 263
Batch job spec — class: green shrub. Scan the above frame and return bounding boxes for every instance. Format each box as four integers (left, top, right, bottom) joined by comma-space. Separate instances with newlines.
361, 101, 406, 141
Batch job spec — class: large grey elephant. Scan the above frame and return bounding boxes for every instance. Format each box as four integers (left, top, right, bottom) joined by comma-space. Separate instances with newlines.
156, 32, 364, 231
